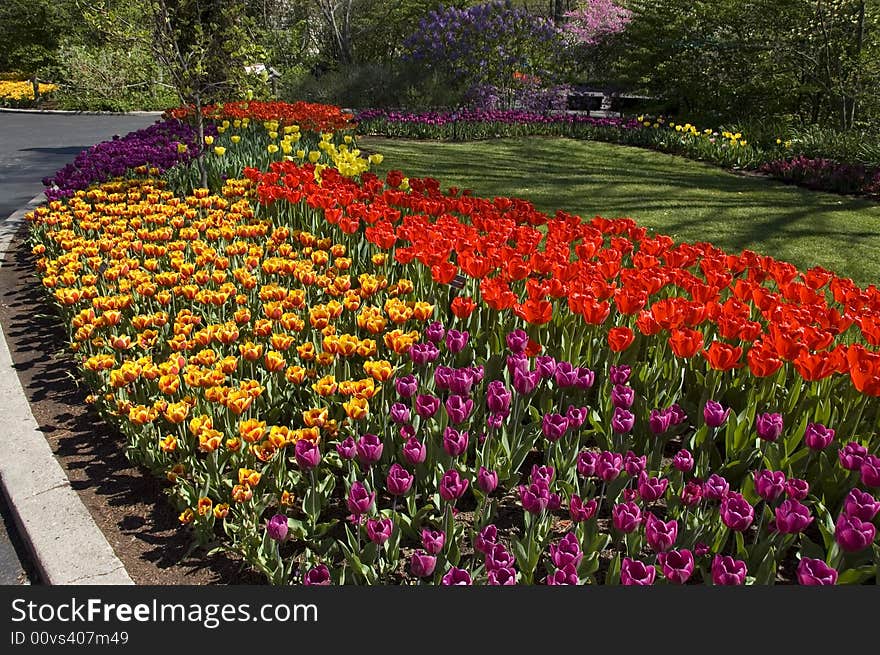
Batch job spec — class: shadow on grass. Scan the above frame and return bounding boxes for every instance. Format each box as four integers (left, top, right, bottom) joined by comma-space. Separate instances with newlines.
365, 136, 880, 285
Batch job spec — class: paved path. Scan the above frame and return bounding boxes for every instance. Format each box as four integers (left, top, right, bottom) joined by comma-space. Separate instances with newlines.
0, 112, 159, 219
0, 112, 158, 584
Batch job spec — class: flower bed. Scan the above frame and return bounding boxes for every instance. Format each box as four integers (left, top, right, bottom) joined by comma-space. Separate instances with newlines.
25, 100, 880, 585
356, 110, 880, 200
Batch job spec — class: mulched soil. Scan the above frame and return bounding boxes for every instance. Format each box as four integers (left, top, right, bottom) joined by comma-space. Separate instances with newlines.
0, 225, 260, 584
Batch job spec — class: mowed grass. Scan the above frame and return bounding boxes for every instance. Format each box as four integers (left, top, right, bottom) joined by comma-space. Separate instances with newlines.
361, 136, 880, 287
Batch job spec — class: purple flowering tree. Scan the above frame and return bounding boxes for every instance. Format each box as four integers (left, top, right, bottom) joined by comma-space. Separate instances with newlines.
404, 1, 571, 110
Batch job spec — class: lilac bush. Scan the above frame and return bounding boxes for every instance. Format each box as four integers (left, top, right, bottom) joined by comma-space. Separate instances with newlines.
404, 1, 570, 110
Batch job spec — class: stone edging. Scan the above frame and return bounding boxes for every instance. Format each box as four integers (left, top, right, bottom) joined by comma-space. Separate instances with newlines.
0, 193, 133, 585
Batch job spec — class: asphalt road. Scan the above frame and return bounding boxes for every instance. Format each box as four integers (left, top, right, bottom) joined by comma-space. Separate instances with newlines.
0, 110, 159, 585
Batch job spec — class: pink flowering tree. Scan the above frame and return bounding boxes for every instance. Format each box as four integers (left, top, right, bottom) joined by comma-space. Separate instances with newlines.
564, 0, 632, 45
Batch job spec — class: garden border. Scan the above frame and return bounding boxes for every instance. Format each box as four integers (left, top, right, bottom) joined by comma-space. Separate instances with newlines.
0, 193, 133, 585
0, 108, 164, 117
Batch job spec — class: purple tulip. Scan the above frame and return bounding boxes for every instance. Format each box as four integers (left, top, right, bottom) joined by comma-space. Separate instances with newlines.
576, 366, 595, 389
720, 493, 754, 532
336, 436, 357, 460
433, 366, 453, 391
487, 567, 517, 585
439, 469, 469, 502
266, 514, 288, 542
442, 427, 469, 457
512, 367, 541, 395
577, 450, 598, 477
597, 451, 623, 482
401, 437, 426, 466
410, 550, 437, 577
421, 529, 445, 555
774, 499, 813, 534
386, 463, 414, 496
486, 380, 512, 415
366, 517, 393, 545
620, 558, 656, 586
445, 395, 474, 425
346, 482, 375, 517
609, 364, 631, 385
506, 329, 529, 353
638, 473, 669, 502
838, 442, 868, 471
835, 513, 876, 552
477, 466, 499, 495
611, 407, 635, 434
535, 355, 557, 378
474, 524, 498, 555
623, 451, 646, 478
506, 353, 529, 377
681, 480, 704, 507
756, 412, 784, 442
797, 558, 838, 586
546, 565, 579, 585
612, 502, 642, 533
399, 424, 415, 440
531, 465, 555, 486
711, 555, 747, 585
704, 400, 730, 428
667, 403, 687, 425
425, 321, 445, 344
441, 567, 472, 585
303, 564, 331, 586
672, 449, 694, 473
487, 412, 505, 429
470, 365, 484, 385
445, 329, 469, 354
569, 495, 597, 522
541, 413, 569, 442
785, 478, 810, 501
649, 409, 672, 435
658, 549, 694, 584
703, 474, 730, 501
486, 543, 515, 572
611, 384, 635, 410
861, 455, 880, 488
356, 433, 383, 467
409, 342, 440, 366
843, 488, 880, 521
448, 368, 475, 395
389, 402, 411, 425
754, 469, 787, 503
645, 513, 678, 552
549, 532, 582, 569
804, 422, 834, 450
566, 405, 588, 429
415, 394, 440, 419
294, 439, 321, 470
395, 374, 419, 398
554, 361, 578, 387
693, 542, 711, 558
519, 483, 550, 514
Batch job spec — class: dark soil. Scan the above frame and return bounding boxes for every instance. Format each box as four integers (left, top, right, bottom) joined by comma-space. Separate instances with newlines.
0, 225, 259, 584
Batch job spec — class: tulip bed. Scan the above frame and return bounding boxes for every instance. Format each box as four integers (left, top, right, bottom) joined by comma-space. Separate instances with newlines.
25, 100, 880, 585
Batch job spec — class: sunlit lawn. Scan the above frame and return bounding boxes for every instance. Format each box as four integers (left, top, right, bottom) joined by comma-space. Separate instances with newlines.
363, 136, 880, 287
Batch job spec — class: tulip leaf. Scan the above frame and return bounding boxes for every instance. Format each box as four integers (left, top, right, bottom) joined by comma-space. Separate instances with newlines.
753, 547, 777, 585
837, 565, 875, 585
606, 553, 620, 586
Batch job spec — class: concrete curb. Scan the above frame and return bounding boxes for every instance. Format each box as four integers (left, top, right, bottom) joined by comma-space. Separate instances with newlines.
0, 108, 164, 117
0, 193, 134, 585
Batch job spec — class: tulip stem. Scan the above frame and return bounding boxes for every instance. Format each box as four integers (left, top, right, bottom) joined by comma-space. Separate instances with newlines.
598, 481, 606, 518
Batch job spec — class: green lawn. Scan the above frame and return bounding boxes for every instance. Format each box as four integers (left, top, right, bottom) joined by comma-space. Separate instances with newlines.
362, 136, 880, 287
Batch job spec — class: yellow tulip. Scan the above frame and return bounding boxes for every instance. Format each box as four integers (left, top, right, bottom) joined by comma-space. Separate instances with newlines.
204, 135, 214, 145
213, 146, 226, 156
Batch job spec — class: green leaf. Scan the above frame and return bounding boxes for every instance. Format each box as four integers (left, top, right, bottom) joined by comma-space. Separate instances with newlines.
606, 552, 621, 586
837, 565, 875, 585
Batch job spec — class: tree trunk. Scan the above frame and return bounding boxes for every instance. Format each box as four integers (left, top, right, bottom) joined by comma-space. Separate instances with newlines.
194, 95, 208, 189
31, 75, 40, 102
